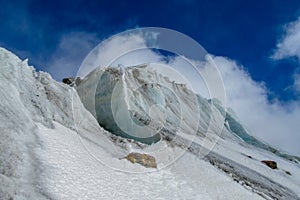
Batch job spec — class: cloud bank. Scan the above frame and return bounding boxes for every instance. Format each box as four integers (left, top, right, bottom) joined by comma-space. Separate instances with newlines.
211, 56, 300, 156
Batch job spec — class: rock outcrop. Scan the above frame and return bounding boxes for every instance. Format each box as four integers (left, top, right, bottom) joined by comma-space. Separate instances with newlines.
125, 152, 157, 168
62, 77, 75, 85
261, 160, 278, 169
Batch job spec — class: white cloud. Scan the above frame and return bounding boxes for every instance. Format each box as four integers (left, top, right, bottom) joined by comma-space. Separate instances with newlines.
272, 16, 300, 95
294, 73, 300, 93
212, 56, 300, 156
272, 17, 300, 60
78, 32, 161, 77
163, 56, 227, 104
47, 31, 100, 81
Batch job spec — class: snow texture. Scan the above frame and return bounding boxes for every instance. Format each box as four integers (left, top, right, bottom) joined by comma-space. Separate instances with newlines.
0, 47, 299, 200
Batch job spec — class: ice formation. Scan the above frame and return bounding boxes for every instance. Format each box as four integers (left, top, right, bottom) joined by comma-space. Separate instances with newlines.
0, 48, 300, 200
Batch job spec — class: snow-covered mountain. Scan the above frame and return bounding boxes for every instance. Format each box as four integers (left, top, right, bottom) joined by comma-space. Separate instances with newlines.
0, 47, 300, 200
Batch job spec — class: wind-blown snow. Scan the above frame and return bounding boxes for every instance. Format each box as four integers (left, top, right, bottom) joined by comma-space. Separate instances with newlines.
0, 47, 299, 199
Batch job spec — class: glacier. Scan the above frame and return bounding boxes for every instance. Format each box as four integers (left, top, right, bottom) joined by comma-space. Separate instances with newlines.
0, 47, 300, 200
76, 64, 204, 144
76, 62, 300, 163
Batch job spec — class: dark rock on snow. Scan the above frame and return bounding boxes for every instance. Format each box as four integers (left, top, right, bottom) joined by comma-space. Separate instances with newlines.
125, 152, 157, 168
261, 160, 278, 169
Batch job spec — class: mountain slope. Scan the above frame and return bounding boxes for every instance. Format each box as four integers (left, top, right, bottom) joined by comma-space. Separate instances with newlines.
0, 47, 121, 199
0, 48, 299, 199
77, 64, 300, 199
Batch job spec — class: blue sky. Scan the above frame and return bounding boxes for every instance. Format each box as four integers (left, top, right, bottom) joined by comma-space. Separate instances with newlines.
1, 0, 300, 155
1, 0, 300, 101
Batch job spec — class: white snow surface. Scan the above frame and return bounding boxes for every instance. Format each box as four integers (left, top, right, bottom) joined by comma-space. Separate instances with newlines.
0, 47, 299, 199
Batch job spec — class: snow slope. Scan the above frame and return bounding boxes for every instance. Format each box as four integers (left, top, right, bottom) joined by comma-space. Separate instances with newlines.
0, 47, 299, 200
77, 64, 300, 199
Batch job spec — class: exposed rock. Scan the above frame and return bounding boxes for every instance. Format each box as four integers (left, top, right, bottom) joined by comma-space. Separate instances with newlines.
285, 170, 292, 175
62, 77, 75, 85
261, 160, 278, 169
75, 77, 82, 85
125, 152, 157, 168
